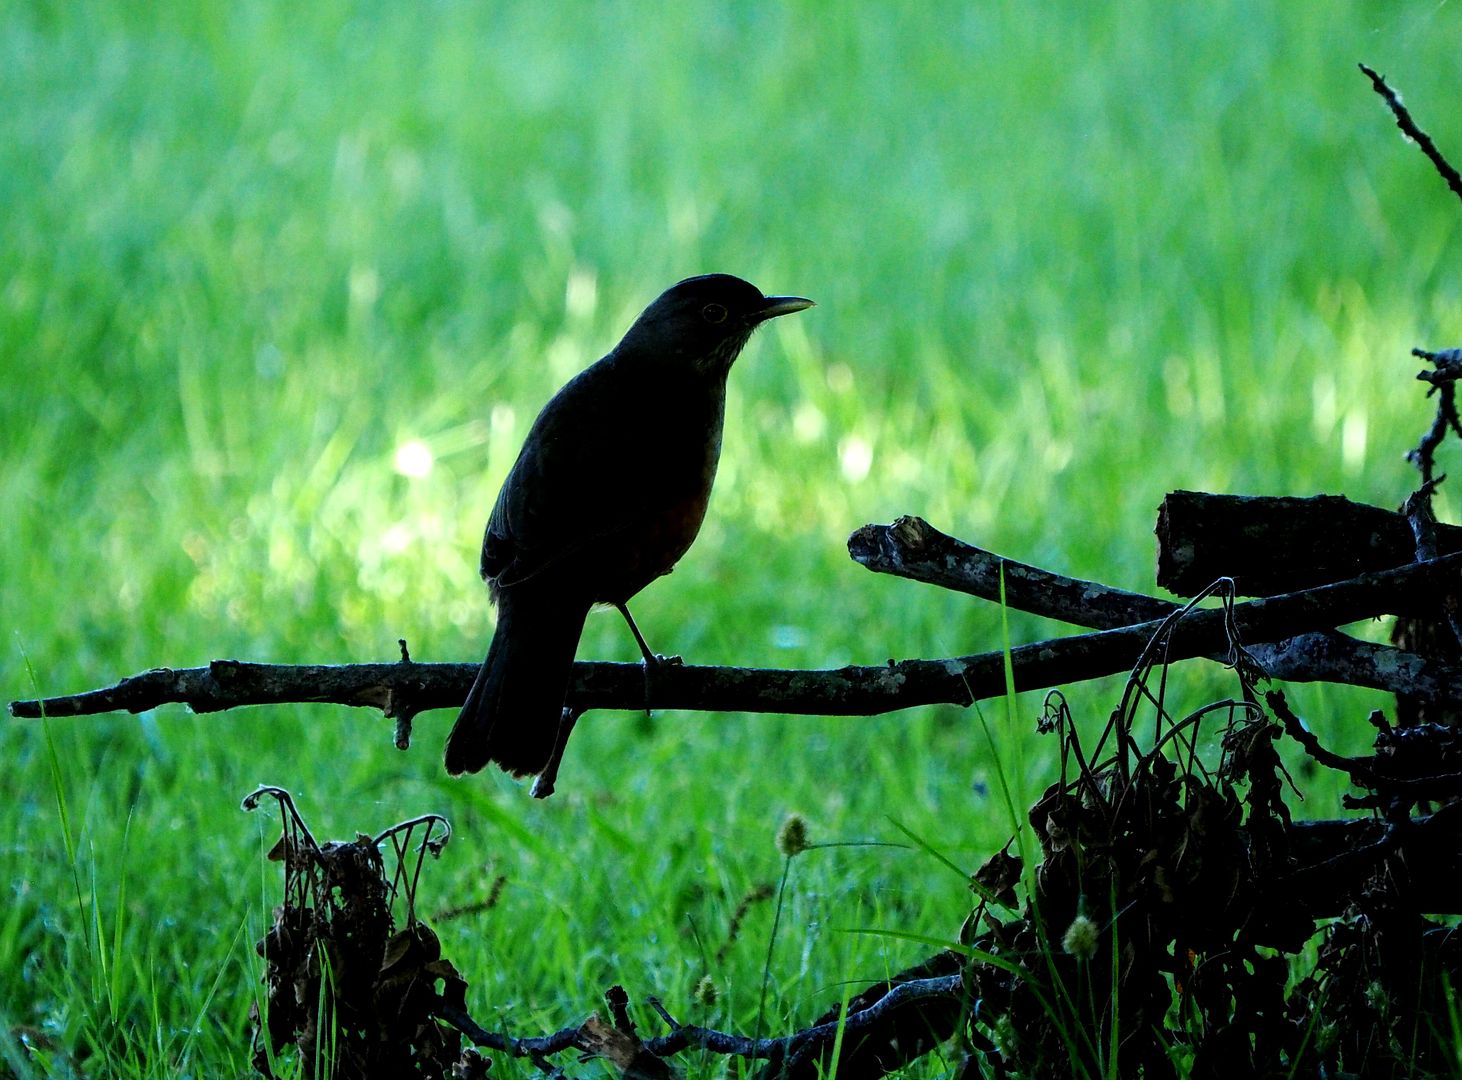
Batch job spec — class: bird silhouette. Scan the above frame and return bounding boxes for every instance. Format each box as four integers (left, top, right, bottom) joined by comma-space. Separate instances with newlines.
445, 274, 813, 780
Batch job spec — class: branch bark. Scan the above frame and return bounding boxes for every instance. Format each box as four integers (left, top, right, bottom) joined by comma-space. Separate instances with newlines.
12, 518, 1462, 725
1360, 63, 1462, 206
849, 514, 1462, 699
1152, 490, 1462, 597
435, 961, 965, 1079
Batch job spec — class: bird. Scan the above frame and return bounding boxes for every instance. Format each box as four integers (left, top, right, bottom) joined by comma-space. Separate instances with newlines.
444, 274, 814, 779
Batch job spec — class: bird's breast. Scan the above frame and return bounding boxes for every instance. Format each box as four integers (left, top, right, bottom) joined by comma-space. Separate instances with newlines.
587, 373, 726, 603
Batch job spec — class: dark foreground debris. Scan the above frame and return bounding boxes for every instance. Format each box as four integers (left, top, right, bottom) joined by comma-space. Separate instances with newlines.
243, 787, 468, 1079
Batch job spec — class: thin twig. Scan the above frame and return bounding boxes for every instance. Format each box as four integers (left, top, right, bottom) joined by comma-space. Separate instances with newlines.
1410, 347, 1462, 483
1359, 63, 1462, 204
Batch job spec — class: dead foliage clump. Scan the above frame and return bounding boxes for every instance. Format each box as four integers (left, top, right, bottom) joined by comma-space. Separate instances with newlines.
954, 589, 1462, 1079
242, 787, 479, 1079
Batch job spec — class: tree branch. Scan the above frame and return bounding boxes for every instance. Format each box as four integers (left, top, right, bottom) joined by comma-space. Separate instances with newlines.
1150, 490, 1462, 597
435, 972, 965, 1077
13, 518, 1462, 725
1360, 63, 1462, 205
849, 515, 1462, 698
849, 514, 1177, 625
1409, 346, 1462, 486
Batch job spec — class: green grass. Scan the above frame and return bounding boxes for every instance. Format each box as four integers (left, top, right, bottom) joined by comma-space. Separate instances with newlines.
4, 2, 1462, 1075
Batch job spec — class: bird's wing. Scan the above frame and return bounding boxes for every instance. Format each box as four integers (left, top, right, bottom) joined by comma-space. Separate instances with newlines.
481, 358, 687, 590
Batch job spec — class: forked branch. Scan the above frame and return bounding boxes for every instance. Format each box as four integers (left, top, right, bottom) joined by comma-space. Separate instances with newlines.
11, 519, 1462, 731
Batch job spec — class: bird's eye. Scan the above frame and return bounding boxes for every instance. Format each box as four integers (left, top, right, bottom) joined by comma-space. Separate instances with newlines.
701, 303, 728, 324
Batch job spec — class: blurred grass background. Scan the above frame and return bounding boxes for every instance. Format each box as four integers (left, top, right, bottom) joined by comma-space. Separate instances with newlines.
4, 2, 1461, 1075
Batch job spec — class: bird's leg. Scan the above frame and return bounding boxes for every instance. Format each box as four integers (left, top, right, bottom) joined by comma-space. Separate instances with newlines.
614, 601, 658, 664
613, 601, 682, 715
531, 705, 583, 800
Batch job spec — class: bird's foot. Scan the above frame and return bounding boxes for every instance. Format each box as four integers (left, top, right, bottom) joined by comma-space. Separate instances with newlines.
639, 652, 683, 715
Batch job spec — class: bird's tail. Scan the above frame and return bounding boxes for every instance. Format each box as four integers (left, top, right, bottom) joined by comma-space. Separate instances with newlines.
444, 591, 591, 777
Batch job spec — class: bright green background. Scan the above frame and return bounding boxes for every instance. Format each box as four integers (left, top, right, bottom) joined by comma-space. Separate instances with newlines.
4, 3, 1460, 1076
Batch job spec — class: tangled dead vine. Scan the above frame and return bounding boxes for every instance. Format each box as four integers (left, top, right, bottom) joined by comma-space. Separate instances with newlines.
953, 585, 1462, 1078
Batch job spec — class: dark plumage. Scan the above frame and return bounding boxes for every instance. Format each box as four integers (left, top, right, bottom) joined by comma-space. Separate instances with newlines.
445, 274, 813, 778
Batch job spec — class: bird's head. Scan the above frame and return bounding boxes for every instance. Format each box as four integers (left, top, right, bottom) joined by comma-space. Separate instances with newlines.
617, 274, 814, 376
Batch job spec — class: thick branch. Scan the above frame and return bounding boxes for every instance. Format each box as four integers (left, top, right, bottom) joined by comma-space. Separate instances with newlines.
1, 589, 1451, 731
757, 950, 965, 1080
1152, 491, 1462, 597
850, 514, 1176, 625
850, 515, 1462, 699
1287, 808, 1462, 917
15, 526, 1462, 723
660, 974, 962, 1070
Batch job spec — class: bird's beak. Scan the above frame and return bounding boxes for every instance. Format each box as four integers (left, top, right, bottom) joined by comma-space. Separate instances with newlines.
756, 295, 815, 321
